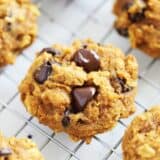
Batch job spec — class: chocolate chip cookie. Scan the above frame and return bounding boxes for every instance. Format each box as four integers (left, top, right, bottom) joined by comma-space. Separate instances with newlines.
0, 0, 39, 67
19, 39, 138, 143
0, 132, 44, 160
114, 0, 160, 58
123, 106, 160, 160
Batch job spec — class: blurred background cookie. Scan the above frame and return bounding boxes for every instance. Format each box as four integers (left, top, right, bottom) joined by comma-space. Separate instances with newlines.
123, 106, 160, 160
0, 0, 39, 67
113, 0, 160, 58
0, 132, 44, 160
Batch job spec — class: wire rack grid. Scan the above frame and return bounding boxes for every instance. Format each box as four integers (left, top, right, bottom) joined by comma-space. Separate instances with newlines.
0, 0, 160, 159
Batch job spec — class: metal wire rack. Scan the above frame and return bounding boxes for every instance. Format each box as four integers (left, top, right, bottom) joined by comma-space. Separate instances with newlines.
0, 0, 160, 159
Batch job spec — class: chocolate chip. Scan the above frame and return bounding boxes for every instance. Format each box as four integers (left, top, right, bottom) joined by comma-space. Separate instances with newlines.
122, 1, 133, 10
6, 22, 12, 32
111, 77, 132, 93
128, 9, 145, 22
0, 148, 12, 157
72, 86, 96, 113
27, 134, 33, 139
97, 43, 101, 46
143, 19, 160, 29
34, 61, 52, 84
77, 118, 87, 124
40, 48, 60, 56
83, 44, 88, 49
62, 116, 70, 127
116, 28, 129, 37
73, 49, 100, 72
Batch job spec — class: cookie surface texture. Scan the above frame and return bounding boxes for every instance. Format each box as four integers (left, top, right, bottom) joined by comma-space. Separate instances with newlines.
19, 39, 138, 143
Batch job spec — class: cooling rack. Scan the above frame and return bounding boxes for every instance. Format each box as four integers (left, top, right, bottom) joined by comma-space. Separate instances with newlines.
0, 0, 160, 159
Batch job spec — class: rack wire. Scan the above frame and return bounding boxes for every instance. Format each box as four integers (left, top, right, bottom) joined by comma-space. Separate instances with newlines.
0, 0, 160, 159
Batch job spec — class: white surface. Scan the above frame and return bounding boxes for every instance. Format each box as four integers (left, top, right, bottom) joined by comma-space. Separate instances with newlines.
54, 132, 80, 151
71, 139, 107, 160
0, 75, 17, 103
42, 141, 70, 160
0, 0, 159, 160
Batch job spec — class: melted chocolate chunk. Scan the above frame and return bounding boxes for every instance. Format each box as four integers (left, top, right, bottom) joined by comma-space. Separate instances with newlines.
72, 86, 96, 113
34, 61, 52, 84
0, 148, 12, 157
129, 9, 145, 22
116, 27, 129, 37
73, 49, 100, 72
62, 116, 70, 127
40, 48, 60, 56
111, 77, 132, 93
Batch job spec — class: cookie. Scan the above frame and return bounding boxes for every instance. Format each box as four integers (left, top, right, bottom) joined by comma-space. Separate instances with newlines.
19, 39, 138, 143
123, 106, 160, 160
0, 0, 39, 67
0, 132, 44, 160
113, 0, 160, 58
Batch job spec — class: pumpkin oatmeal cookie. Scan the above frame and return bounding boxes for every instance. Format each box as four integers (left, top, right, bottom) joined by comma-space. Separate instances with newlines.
123, 106, 160, 160
0, 0, 39, 67
0, 132, 44, 160
113, 0, 160, 58
19, 39, 138, 143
